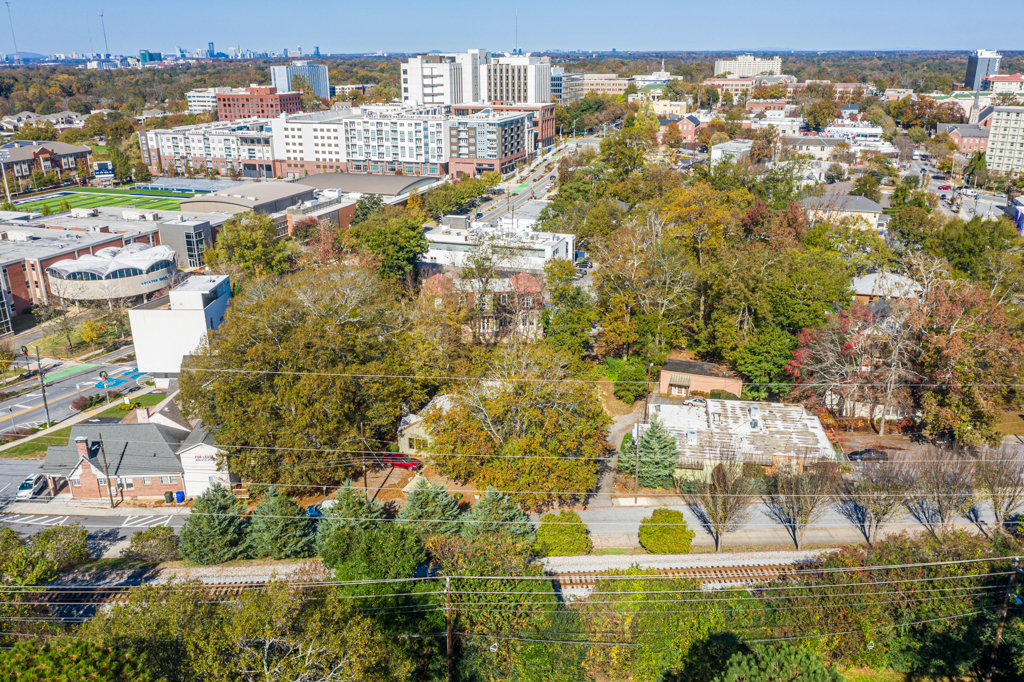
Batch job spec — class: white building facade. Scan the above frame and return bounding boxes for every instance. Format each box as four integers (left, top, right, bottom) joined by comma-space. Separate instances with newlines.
481, 54, 551, 105
185, 87, 233, 114
986, 106, 1024, 173
714, 55, 782, 77
140, 119, 274, 176
401, 50, 489, 105
421, 223, 574, 273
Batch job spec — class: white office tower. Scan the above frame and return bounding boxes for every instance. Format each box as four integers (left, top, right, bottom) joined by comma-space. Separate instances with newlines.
481, 53, 551, 104
401, 49, 490, 105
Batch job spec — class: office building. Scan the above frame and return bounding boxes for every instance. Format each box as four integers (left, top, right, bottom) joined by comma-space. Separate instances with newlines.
401, 50, 489, 105
985, 106, 1024, 173
481, 54, 551, 104
582, 73, 632, 96
421, 223, 574, 274
550, 67, 584, 104
331, 83, 377, 98
982, 74, 1024, 93
140, 119, 274, 178
216, 86, 302, 122
129, 275, 232, 376
139, 50, 162, 66
965, 50, 1002, 91
186, 87, 235, 114
271, 60, 330, 98
713, 55, 782, 77
44, 244, 177, 302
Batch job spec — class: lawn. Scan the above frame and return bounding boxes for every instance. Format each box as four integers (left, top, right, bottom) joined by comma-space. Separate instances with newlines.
0, 425, 74, 459
15, 188, 185, 213
94, 393, 164, 418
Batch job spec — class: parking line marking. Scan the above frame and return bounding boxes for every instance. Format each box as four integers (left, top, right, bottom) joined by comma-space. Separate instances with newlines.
121, 515, 136, 527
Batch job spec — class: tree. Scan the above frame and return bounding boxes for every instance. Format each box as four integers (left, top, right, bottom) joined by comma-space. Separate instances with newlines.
204, 211, 291, 276
397, 478, 461, 538
105, 119, 134, 146
837, 460, 914, 545
461, 488, 534, 543
58, 198, 71, 212
905, 448, 975, 539
314, 484, 387, 565
178, 484, 250, 564
764, 465, 838, 550
348, 207, 427, 280
806, 101, 838, 131
132, 161, 152, 182
687, 462, 761, 551
79, 319, 102, 351
120, 526, 180, 563
12, 121, 58, 141
664, 183, 749, 266
599, 128, 650, 180
291, 74, 323, 111
328, 524, 425, 582
246, 488, 315, 559
662, 121, 683, 148
0, 641, 166, 682
713, 642, 844, 682
908, 126, 929, 143
350, 193, 384, 225
973, 446, 1024, 533
632, 416, 680, 488
849, 174, 881, 202
108, 146, 133, 184
40, 203, 53, 216
638, 508, 695, 554
735, 327, 796, 401
541, 258, 594, 360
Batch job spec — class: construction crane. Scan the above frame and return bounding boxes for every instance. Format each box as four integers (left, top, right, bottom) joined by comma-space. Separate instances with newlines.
98, 9, 109, 57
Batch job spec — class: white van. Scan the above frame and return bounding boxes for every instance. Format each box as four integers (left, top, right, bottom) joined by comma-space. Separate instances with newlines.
962, 188, 978, 197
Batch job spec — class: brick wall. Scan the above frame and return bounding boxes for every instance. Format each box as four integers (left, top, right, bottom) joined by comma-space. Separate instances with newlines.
71, 459, 185, 500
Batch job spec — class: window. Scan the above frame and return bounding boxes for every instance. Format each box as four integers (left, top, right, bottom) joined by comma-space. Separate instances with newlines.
409, 437, 428, 451
160, 475, 179, 485
120, 478, 134, 490
143, 477, 151, 485
70, 478, 81, 487
96, 477, 107, 486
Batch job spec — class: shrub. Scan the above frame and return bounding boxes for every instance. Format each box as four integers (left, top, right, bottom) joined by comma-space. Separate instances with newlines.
329, 524, 425, 580
246, 488, 315, 559
638, 508, 695, 554
613, 360, 649, 404
0, 641, 163, 682
314, 484, 386, 565
534, 510, 591, 556
460, 488, 534, 543
178, 484, 249, 565
398, 478, 461, 538
713, 642, 843, 682
106, 390, 120, 400
710, 389, 741, 400
118, 401, 140, 411
620, 431, 634, 456
120, 526, 180, 563
70, 394, 106, 411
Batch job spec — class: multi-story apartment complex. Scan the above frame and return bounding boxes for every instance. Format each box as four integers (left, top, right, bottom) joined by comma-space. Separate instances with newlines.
714, 55, 782, 77
550, 67, 584, 104
985, 106, 1024, 173
982, 74, 1024, 93
582, 73, 632, 96
447, 109, 533, 176
705, 76, 756, 100
452, 103, 555, 150
186, 87, 234, 114
0, 140, 92, 188
965, 50, 1001, 91
140, 119, 274, 178
270, 60, 330, 98
481, 54, 551, 105
216, 86, 302, 122
401, 50, 488, 105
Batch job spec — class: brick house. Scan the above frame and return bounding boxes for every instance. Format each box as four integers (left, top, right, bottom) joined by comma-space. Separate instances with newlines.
947, 124, 990, 154
42, 422, 189, 500
677, 115, 701, 145
422, 272, 545, 341
659, 359, 744, 399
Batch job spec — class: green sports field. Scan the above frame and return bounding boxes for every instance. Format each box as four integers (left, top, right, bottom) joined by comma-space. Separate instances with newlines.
14, 188, 188, 213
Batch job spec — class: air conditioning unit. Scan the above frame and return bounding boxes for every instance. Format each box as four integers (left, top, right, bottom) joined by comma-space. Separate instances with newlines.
71, 208, 98, 218
747, 406, 761, 420
685, 430, 698, 444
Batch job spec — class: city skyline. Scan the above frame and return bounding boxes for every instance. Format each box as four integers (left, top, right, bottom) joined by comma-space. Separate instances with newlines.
3, 0, 1023, 57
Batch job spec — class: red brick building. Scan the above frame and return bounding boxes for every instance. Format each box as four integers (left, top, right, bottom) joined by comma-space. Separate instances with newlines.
0, 140, 92, 189
947, 125, 990, 154
216, 86, 302, 122
422, 272, 545, 341
746, 99, 787, 113
452, 103, 557, 149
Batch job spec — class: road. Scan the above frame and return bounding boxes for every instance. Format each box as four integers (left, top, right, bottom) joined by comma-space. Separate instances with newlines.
904, 159, 1008, 220
0, 347, 144, 431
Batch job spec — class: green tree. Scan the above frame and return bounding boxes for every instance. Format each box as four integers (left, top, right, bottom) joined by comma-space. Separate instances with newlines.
329, 524, 425, 581
540, 259, 594, 359
12, 121, 58, 141
849, 174, 881, 202
461, 488, 534, 543
824, 163, 845, 184
108, 146, 133, 184
204, 211, 292, 275
632, 415, 680, 488
599, 128, 650, 180
178, 484, 250, 564
735, 327, 796, 401
805, 100, 838, 131
246, 487, 315, 559
908, 126, 929, 143
638, 508, 695, 554
40, 203, 53, 216
350, 193, 384, 225
0, 640, 166, 682
58, 198, 71, 212
314, 486, 387, 566
534, 510, 592, 556
397, 478, 461, 538
713, 642, 843, 682
349, 207, 427, 280
132, 161, 152, 182
105, 119, 134, 146
119, 526, 180, 563
291, 74, 323, 111
613, 359, 649, 404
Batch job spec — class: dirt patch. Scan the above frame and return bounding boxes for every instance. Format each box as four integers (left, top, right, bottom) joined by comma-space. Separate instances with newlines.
996, 410, 1024, 437
835, 432, 927, 457
599, 380, 636, 417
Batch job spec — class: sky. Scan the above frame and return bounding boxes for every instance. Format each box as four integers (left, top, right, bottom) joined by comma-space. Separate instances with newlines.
5, 0, 1023, 56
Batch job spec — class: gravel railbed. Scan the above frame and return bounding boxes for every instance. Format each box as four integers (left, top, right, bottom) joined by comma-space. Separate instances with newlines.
539, 548, 839, 574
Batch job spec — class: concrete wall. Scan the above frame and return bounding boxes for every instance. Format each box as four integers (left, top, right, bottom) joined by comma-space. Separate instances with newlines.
130, 291, 229, 375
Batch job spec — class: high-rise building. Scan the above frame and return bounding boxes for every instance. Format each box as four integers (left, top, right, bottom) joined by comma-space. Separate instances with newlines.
550, 67, 584, 104
481, 54, 551, 105
271, 60, 330, 98
965, 49, 1002, 91
186, 87, 235, 114
139, 50, 162, 66
984, 106, 1024, 173
208, 42, 215, 57
713, 55, 782, 77
401, 50, 490, 105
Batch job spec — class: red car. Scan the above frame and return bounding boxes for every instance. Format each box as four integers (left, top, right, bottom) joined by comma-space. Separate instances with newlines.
382, 454, 422, 471
938, 184, 951, 190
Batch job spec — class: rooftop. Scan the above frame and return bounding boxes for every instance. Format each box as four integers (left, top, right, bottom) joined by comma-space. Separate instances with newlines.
852, 272, 922, 298
800, 194, 884, 214
661, 359, 740, 379
42, 423, 188, 478
173, 274, 230, 293
294, 173, 438, 197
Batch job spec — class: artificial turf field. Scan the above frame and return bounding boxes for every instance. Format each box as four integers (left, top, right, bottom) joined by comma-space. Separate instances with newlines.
13, 188, 190, 213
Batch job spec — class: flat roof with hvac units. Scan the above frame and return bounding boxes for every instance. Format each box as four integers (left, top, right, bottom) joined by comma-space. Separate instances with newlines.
177, 182, 315, 215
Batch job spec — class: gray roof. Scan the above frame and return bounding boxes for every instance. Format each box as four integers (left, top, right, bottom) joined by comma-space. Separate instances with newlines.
0, 141, 91, 163
177, 420, 218, 452
43, 423, 188, 477
294, 173, 437, 197
947, 124, 989, 138
800, 194, 884, 214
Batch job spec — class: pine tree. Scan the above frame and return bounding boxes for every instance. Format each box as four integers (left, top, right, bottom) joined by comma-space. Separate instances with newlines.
397, 478, 461, 537
178, 484, 250, 565
246, 488, 315, 559
314, 483, 386, 565
460, 488, 534, 542
637, 415, 680, 488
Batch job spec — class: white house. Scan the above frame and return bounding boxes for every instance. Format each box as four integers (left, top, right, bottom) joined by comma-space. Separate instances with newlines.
177, 421, 236, 498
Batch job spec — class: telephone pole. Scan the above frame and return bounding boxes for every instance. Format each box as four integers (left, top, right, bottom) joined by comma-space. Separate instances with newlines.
24, 346, 50, 426
984, 557, 1020, 682
98, 433, 115, 508
445, 575, 454, 682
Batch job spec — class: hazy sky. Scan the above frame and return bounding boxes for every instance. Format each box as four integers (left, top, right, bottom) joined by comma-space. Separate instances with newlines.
6, 0, 1022, 55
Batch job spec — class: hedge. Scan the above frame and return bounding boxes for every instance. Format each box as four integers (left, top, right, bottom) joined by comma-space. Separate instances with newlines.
638, 508, 695, 554
534, 510, 592, 556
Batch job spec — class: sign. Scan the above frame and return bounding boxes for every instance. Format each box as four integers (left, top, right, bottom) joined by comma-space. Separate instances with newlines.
99, 371, 108, 380
122, 396, 130, 405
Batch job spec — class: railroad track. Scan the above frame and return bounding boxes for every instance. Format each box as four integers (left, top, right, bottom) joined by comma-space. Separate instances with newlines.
550, 564, 808, 588
23, 582, 268, 607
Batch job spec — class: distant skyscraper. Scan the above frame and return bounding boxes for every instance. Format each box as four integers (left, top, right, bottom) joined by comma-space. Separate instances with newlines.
313, 47, 320, 57
965, 50, 1001, 91
208, 42, 215, 57
271, 60, 329, 98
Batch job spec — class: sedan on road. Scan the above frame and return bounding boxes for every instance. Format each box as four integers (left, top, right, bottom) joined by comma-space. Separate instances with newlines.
938, 184, 952, 190
846, 448, 889, 462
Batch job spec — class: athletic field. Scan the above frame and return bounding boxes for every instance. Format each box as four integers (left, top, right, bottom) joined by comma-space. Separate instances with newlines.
13, 188, 189, 213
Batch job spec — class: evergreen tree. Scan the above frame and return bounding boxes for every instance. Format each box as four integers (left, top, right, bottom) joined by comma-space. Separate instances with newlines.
58, 199, 71, 213
714, 642, 843, 682
40, 203, 53, 216
178, 484, 250, 565
460, 488, 534, 542
314, 483, 386, 565
397, 478, 461, 537
636, 415, 680, 488
246, 488, 315, 559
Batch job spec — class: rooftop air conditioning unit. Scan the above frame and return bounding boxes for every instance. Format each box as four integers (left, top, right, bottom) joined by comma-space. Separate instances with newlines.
747, 406, 761, 420
71, 208, 98, 218
750, 419, 760, 430
685, 430, 698, 444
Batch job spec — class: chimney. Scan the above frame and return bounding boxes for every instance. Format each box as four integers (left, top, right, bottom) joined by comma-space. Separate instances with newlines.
135, 407, 150, 424
75, 436, 89, 458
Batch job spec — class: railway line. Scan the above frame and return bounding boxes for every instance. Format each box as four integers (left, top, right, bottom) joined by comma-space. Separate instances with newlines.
550, 563, 808, 589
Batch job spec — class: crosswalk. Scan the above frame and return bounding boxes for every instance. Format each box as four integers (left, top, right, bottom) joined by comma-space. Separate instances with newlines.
0, 514, 69, 526
121, 515, 173, 528
0, 514, 173, 528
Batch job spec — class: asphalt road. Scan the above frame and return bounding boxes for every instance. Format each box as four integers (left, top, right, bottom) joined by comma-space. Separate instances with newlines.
904, 159, 1008, 220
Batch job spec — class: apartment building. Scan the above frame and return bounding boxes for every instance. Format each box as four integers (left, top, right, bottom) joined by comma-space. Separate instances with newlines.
401, 50, 488, 105
982, 74, 1024, 93
216, 86, 302, 122
0, 140, 92, 187
550, 67, 584, 105
186, 87, 234, 114
965, 50, 1001, 91
140, 119, 274, 178
481, 54, 551, 105
452, 103, 555, 149
447, 109, 533, 177
985, 106, 1024, 173
714, 54, 782, 77
705, 76, 756, 100
270, 60, 330, 98
582, 73, 632, 96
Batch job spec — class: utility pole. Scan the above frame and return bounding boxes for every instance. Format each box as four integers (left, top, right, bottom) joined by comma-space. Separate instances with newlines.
98, 9, 109, 57
984, 557, 1020, 682
98, 432, 115, 508
445, 575, 454, 682
360, 423, 367, 501
634, 362, 653, 505
24, 346, 50, 426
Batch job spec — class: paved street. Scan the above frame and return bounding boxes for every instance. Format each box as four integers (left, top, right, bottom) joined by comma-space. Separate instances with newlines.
904, 159, 1009, 220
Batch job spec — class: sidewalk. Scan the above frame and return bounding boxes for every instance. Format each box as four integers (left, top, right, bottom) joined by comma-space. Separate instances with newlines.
2, 498, 191, 516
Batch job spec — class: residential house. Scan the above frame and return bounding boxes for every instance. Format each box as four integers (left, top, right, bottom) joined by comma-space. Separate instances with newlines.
177, 421, 239, 498
851, 272, 922, 307
800, 194, 884, 230
782, 136, 847, 160
421, 271, 545, 341
946, 124, 990, 154
397, 395, 453, 455
659, 359, 744, 399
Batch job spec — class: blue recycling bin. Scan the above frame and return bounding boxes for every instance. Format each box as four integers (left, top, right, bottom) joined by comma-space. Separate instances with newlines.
175, 491, 184, 504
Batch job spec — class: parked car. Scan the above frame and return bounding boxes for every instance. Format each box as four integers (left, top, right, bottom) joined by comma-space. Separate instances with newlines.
685, 397, 707, 406
577, 260, 592, 269
16, 474, 46, 500
940, 194, 947, 200
846, 448, 889, 462
305, 500, 338, 518
382, 454, 422, 471
994, 192, 1006, 197
938, 184, 952, 190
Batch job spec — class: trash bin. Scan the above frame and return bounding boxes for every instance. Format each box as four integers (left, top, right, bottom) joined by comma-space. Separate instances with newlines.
163, 491, 173, 504
175, 491, 185, 504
